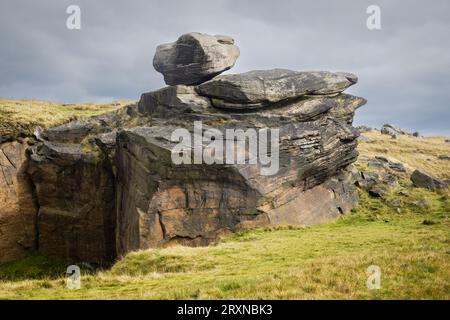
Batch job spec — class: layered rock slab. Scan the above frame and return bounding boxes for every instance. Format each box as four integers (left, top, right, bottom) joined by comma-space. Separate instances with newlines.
196, 69, 357, 109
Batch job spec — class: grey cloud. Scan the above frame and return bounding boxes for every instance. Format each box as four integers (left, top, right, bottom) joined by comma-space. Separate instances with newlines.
0, 0, 449, 135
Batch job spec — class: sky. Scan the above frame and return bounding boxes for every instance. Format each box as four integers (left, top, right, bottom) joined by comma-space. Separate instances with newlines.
0, 0, 449, 135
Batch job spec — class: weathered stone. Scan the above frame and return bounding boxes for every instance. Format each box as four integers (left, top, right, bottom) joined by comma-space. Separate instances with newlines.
153, 32, 240, 86
27, 141, 116, 265
196, 69, 356, 110
0, 33, 368, 263
381, 124, 413, 138
410, 170, 448, 190
390, 198, 402, 207
115, 119, 360, 254
369, 185, 388, 198
0, 141, 37, 263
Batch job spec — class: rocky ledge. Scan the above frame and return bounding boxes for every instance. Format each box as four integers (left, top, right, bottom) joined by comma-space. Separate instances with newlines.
0, 32, 366, 264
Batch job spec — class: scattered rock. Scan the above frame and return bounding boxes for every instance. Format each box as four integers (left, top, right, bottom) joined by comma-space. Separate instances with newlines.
33, 126, 45, 141
412, 199, 428, 209
368, 185, 388, 198
0, 32, 367, 263
356, 125, 373, 133
388, 162, 407, 173
153, 32, 240, 86
366, 156, 407, 173
381, 124, 413, 138
438, 155, 450, 161
410, 170, 448, 190
390, 198, 402, 207
356, 171, 380, 190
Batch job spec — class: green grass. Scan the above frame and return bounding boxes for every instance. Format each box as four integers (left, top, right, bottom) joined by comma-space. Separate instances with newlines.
0, 254, 69, 281
0, 102, 448, 300
0, 184, 448, 299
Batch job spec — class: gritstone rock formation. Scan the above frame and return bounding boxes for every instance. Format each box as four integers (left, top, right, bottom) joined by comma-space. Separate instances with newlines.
0, 32, 366, 264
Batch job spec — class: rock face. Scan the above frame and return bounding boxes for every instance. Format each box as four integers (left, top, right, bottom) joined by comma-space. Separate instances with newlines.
153, 32, 240, 86
0, 32, 367, 264
119, 67, 365, 255
0, 141, 37, 263
410, 170, 448, 190
27, 142, 116, 264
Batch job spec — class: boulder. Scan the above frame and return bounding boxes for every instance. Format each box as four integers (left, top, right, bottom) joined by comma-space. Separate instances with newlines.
153, 32, 240, 86
438, 155, 450, 161
196, 69, 357, 110
356, 125, 373, 133
410, 170, 448, 190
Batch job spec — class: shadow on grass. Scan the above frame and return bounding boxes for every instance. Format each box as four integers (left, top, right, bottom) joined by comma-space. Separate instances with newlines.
0, 254, 71, 281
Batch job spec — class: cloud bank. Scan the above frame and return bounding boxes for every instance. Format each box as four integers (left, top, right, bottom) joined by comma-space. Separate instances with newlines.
0, 0, 449, 135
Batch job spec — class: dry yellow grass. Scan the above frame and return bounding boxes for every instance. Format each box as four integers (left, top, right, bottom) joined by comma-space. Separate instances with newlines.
358, 131, 450, 179
0, 99, 132, 141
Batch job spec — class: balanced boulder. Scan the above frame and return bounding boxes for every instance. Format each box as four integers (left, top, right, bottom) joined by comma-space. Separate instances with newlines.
153, 32, 240, 86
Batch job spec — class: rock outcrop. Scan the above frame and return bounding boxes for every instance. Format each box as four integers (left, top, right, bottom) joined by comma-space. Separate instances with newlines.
0, 32, 367, 264
410, 170, 448, 190
154, 32, 240, 86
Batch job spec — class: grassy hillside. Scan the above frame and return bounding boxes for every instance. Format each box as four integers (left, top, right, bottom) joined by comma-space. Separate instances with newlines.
0, 106, 449, 299
359, 131, 450, 179
0, 99, 131, 141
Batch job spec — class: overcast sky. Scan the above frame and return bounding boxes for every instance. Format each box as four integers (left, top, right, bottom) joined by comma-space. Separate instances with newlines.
1, 0, 449, 135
